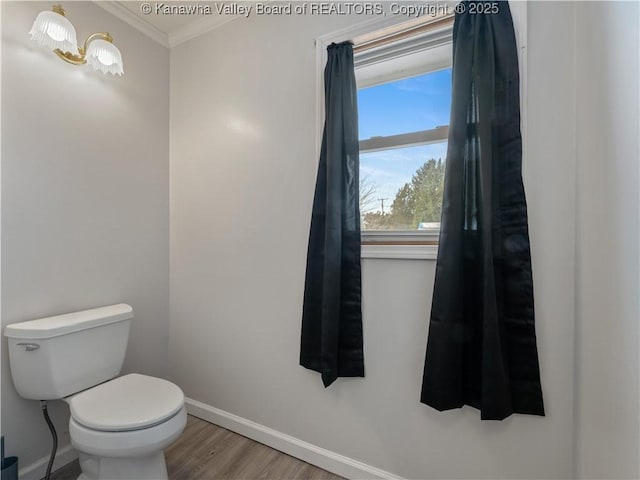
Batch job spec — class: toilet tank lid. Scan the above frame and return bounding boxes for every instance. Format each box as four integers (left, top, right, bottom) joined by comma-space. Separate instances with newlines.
4, 304, 133, 340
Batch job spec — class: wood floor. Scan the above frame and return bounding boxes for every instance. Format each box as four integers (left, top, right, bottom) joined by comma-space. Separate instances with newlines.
49, 415, 343, 480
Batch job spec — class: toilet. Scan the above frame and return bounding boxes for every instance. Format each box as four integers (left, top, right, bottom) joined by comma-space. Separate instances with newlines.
4, 304, 186, 480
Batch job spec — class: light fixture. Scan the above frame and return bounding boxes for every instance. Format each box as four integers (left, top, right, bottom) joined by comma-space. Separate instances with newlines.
29, 5, 124, 75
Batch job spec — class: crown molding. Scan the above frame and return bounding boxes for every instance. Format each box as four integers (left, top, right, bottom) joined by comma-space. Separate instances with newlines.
94, 1, 170, 48
168, 14, 239, 47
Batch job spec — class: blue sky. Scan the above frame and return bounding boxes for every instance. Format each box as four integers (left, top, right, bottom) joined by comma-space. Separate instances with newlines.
358, 68, 452, 212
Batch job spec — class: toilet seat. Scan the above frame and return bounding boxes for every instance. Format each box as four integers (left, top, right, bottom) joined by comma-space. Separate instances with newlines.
70, 406, 187, 458
68, 373, 184, 432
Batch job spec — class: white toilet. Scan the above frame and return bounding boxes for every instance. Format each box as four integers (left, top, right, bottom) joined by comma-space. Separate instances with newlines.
4, 304, 186, 480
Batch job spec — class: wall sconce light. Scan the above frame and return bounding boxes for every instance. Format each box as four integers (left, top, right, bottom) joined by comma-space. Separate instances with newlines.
29, 5, 124, 75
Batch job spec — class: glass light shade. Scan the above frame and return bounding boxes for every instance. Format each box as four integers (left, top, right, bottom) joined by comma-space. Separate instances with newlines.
86, 39, 124, 75
29, 10, 79, 55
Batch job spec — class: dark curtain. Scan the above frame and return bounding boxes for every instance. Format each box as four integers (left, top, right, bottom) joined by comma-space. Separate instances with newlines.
300, 42, 364, 388
421, 2, 545, 420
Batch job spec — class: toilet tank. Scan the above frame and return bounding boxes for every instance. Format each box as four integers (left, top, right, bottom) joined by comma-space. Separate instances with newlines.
4, 304, 132, 400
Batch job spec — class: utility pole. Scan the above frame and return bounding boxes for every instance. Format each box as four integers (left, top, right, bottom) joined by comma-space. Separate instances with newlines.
378, 198, 388, 213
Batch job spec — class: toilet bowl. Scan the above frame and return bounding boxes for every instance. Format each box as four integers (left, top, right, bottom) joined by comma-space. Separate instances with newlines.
4, 304, 186, 480
65, 373, 187, 480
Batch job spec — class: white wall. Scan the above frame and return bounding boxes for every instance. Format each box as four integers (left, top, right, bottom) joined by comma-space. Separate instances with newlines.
169, 3, 578, 478
1, 1, 169, 470
574, 2, 640, 478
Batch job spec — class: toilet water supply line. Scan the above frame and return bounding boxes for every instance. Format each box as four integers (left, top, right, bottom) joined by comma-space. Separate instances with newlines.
41, 401, 58, 480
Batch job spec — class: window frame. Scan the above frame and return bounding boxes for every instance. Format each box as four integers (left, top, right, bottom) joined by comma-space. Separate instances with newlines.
359, 126, 449, 153
314, 2, 527, 260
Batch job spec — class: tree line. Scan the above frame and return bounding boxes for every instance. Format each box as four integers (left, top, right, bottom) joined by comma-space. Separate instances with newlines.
361, 158, 445, 230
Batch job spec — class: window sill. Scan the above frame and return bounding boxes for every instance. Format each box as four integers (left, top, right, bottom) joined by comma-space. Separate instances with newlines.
361, 231, 439, 260
362, 243, 438, 260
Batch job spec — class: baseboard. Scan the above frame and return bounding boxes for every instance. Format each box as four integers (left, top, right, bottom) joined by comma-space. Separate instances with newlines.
19, 443, 77, 480
185, 398, 401, 480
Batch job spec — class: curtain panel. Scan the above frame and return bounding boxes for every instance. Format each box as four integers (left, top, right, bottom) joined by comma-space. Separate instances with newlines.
421, 1, 545, 420
300, 42, 364, 388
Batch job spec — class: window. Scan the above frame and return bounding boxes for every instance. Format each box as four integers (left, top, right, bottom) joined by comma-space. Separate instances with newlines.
355, 25, 453, 237
316, 6, 525, 258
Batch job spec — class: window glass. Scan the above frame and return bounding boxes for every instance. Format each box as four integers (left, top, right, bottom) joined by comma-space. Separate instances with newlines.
358, 68, 451, 139
360, 142, 447, 230
358, 69, 452, 231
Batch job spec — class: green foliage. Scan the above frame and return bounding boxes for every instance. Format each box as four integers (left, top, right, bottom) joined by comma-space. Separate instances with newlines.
361, 158, 445, 230
361, 211, 392, 229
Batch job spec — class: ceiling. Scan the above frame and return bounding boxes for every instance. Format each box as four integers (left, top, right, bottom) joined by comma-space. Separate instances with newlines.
119, 1, 215, 34
97, 1, 235, 47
